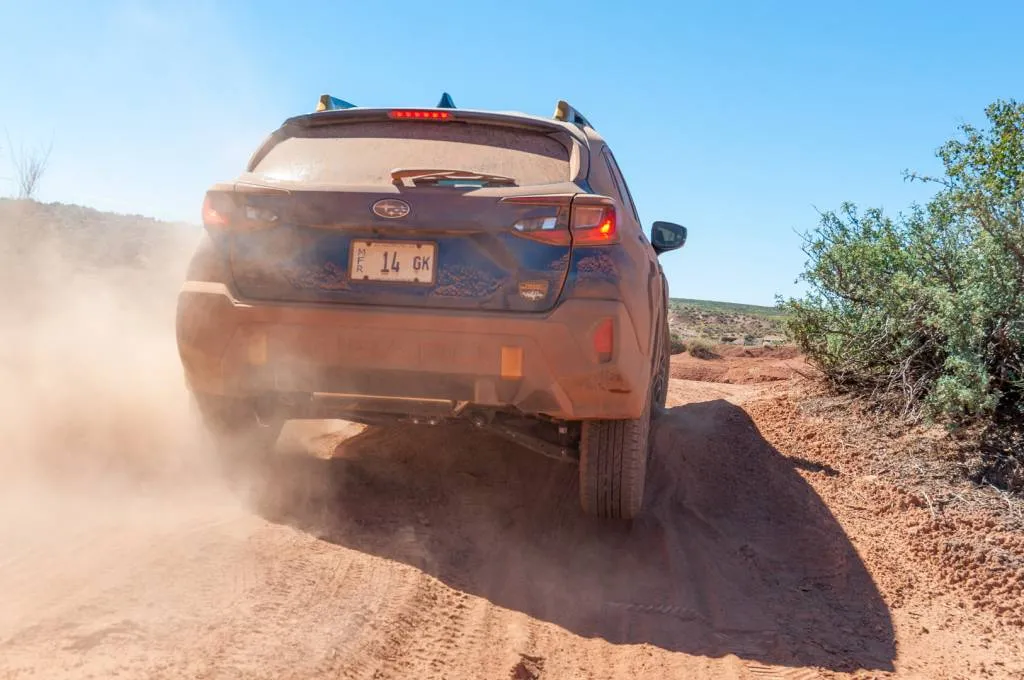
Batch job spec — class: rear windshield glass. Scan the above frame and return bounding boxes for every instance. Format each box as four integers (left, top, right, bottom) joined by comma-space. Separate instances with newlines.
253, 122, 571, 186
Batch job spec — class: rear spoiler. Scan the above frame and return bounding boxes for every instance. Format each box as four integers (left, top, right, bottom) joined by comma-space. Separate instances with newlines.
313, 93, 595, 130
257, 102, 585, 173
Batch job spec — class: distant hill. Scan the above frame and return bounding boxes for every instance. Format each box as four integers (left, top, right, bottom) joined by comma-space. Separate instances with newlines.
670, 298, 787, 318
0, 198, 198, 270
668, 297, 788, 345
0, 198, 201, 310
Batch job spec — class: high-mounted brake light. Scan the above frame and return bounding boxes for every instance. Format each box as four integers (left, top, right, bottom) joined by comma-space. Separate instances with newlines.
389, 110, 452, 120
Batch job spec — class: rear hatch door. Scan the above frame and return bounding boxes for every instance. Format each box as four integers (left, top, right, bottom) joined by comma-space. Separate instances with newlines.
215, 116, 581, 313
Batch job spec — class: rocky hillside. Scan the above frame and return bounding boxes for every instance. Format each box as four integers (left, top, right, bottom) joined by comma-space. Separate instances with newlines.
0, 198, 198, 271
668, 298, 788, 345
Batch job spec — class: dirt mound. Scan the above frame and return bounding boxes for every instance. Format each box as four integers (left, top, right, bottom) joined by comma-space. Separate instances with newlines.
670, 345, 809, 384
715, 344, 801, 359
746, 389, 1024, 630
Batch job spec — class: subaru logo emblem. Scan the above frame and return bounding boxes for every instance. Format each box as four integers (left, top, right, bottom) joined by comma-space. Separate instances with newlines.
372, 199, 411, 219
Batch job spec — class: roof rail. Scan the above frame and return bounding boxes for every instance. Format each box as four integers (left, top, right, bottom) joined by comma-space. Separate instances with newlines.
437, 92, 456, 109
553, 100, 593, 129
316, 94, 357, 112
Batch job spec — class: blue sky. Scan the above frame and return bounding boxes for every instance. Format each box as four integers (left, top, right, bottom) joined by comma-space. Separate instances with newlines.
1, 0, 1022, 305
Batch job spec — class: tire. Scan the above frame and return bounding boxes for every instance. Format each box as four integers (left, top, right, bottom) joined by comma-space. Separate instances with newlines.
579, 397, 652, 519
191, 393, 282, 466
578, 315, 667, 519
652, 318, 670, 413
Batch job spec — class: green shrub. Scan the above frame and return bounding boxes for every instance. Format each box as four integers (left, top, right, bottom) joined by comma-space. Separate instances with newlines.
669, 333, 687, 355
687, 337, 720, 360
782, 100, 1024, 427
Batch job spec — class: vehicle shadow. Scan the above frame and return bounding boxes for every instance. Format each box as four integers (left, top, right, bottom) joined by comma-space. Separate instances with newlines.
249, 399, 895, 672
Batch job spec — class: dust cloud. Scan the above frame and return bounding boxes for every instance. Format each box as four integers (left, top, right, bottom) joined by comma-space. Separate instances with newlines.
0, 202, 207, 489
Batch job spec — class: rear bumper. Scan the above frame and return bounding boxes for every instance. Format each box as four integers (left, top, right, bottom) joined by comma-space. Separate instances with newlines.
176, 281, 649, 420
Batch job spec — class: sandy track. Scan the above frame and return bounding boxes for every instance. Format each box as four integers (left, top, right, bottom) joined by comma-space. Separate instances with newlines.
1, 376, 1021, 679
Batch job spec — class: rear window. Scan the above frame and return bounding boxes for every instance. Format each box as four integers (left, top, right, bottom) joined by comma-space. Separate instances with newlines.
253, 122, 571, 186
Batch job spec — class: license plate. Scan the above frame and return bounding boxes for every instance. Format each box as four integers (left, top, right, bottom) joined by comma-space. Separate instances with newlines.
349, 240, 436, 284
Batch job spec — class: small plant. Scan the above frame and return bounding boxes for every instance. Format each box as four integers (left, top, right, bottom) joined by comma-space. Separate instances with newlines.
5, 132, 52, 199
669, 333, 687, 355
687, 337, 720, 360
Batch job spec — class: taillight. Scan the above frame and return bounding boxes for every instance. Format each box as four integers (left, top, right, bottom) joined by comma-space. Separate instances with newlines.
571, 201, 617, 245
202, 192, 233, 229
593, 318, 614, 363
506, 195, 573, 245
511, 215, 569, 244
201, 187, 284, 232
389, 110, 452, 120
505, 194, 618, 246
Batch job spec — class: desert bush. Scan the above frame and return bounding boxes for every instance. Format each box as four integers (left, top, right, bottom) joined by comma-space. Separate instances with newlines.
687, 337, 720, 360
5, 133, 52, 199
669, 333, 687, 355
783, 100, 1024, 431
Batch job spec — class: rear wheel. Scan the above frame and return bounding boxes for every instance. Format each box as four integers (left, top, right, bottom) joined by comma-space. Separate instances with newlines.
652, 319, 670, 412
578, 397, 652, 519
191, 393, 282, 467
578, 321, 666, 519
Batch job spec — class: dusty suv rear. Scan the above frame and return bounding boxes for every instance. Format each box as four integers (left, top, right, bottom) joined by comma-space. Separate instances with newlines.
176, 95, 688, 519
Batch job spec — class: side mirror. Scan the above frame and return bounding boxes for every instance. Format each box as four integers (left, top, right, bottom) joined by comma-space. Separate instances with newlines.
650, 221, 687, 255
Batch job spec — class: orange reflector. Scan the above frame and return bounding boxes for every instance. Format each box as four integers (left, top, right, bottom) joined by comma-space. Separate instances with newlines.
593, 318, 614, 363
500, 346, 523, 379
247, 332, 267, 365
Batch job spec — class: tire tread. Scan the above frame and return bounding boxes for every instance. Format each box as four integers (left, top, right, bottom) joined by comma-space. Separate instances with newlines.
578, 316, 666, 519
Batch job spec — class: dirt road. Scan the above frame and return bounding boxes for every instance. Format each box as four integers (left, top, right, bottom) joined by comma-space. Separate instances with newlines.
2, 357, 1022, 679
